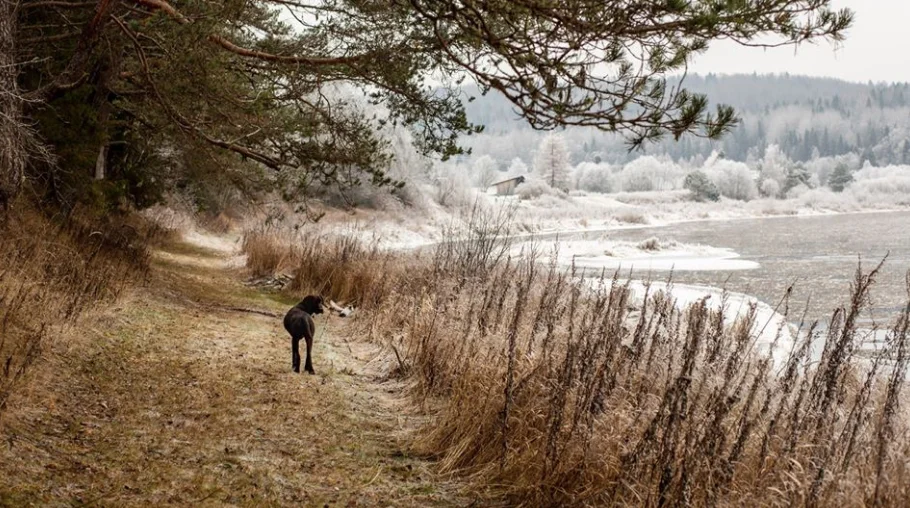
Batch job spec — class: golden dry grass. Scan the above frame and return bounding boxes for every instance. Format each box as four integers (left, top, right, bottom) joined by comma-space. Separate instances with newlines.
0, 204, 163, 411
0, 232, 468, 506
246, 208, 910, 507
241, 227, 406, 309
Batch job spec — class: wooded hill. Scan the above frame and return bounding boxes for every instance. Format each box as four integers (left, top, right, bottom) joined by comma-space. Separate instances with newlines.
463, 74, 910, 166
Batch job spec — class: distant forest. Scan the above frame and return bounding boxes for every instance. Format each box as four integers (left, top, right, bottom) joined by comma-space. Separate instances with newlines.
460, 74, 910, 167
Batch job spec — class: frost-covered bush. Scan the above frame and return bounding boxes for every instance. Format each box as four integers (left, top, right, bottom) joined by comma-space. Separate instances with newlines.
704, 160, 758, 201
851, 165, 910, 184
796, 187, 860, 211
785, 183, 810, 199
431, 163, 473, 207
619, 156, 683, 192
533, 193, 571, 208
507, 157, 529, 177
314, 184, 404, 210
472, 155, 499, 188
515, 178, 566, 201
392, 180, 431, 209
683, 170, 720, 202
615, 210, 649, 224
638, 237, 661, 251
573, 161, 614, 193
759, 178, 781, 198
637, 237, 678, 251
848, 166, 910, 204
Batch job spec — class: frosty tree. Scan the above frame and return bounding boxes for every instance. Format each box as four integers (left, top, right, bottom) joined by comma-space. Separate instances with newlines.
783, 164, 812, 194
507, 158, 529, 177
759, 145, 792, 196
534, 134, 571, 191
828, 163, 854, 192
705, 159, 758, 201
574, 162, 615, 193
684, 171, 720, 202
620, 156, 683, 192
472, 155, 500, 188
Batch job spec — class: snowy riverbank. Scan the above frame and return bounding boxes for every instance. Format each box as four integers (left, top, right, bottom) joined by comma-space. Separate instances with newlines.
510, 236, 759, 272
311, 189, 910, 255
507, 190, 910, 237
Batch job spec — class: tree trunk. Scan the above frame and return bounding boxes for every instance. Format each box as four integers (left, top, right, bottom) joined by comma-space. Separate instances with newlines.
0, 0, 25, 209
93, 74, 113, 181
94, 143, 108, 181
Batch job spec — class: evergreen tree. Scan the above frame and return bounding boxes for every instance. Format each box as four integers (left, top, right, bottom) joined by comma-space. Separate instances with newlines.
684, 171, 720, 202
783, 163, 812, 193
534, 134, 571, 191
827, 163, 854, 192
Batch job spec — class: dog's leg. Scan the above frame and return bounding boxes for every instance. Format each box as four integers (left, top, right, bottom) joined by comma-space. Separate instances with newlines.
292, 337, 301, 373
304, 333, 315, 375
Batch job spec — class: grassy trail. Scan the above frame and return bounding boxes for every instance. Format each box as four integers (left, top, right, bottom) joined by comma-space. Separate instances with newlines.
0, 233, 463, 506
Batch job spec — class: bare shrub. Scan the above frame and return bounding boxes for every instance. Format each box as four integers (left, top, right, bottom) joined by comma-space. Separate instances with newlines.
615, 210, 649, 224
432, 198, 516, 280
637, 236, 661, 251
199, 211, 238, 233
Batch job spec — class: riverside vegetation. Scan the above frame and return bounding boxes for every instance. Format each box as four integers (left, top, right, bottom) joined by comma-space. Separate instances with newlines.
244, 204, 910, 506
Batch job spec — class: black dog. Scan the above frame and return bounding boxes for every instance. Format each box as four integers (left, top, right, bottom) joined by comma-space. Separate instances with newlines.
283, 295, 324, 374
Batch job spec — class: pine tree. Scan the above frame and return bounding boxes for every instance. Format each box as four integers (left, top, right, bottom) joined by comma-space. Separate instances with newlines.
783, 163, 812, 193
534, 133, 571, 191
684, 171, 720, 202
828, 163, 854, 192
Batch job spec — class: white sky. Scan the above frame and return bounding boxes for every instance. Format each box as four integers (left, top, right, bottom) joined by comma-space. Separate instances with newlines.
688, 0, 910, 83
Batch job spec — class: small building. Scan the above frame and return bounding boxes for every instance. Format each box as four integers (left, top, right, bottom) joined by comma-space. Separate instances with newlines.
489, 175, 526, 196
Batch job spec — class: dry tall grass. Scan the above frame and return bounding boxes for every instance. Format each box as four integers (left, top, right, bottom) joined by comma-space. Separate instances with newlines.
0, 205, 159, 411
244, 210, 910, 506
241, 225, 403, 309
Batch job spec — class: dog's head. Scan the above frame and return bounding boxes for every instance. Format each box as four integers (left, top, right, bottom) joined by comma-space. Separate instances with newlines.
298, 295, 324, 315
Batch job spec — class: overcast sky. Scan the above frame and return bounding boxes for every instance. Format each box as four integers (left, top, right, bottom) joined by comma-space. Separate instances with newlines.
688, 1, 909, 83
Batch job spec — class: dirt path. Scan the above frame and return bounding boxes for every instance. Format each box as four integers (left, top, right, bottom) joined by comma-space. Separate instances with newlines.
0, 233, 466, 506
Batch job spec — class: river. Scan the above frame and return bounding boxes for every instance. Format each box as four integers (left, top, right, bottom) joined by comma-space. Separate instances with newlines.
545, 211, 910, 328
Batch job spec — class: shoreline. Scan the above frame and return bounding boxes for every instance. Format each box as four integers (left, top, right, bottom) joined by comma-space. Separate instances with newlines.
509, 202, 910, 239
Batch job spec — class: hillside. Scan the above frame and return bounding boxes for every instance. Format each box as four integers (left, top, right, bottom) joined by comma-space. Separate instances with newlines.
460, 74, 910, 165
